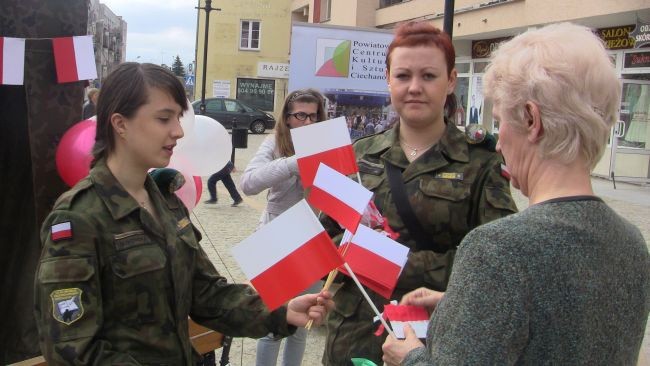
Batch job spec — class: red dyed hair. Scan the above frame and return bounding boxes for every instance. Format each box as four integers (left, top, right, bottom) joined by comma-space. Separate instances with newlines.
385, 21, 455, 76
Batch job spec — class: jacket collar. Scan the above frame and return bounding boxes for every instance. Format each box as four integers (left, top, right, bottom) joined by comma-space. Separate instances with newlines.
90, 159, 174, 220
363, 121, 470, 164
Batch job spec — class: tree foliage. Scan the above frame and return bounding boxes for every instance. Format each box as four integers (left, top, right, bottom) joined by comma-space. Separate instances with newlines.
172, 55, 185, 77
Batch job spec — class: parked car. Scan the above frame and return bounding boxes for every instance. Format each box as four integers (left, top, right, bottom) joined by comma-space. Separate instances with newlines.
191, 98, 276, 133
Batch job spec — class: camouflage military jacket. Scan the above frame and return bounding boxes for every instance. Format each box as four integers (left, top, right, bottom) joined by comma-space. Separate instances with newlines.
322, 122, 517, 365
34, 161, 293, 365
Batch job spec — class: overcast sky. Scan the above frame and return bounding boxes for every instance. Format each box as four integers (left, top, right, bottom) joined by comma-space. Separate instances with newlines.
102, 0, 198, 68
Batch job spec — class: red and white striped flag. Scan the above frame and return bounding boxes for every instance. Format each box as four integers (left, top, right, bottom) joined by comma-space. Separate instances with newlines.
291, 117, 358, 188
0, 37, 26, 85
339, 224, 409, 299
308, 163, 372, 233
231, 199, 344, 310
378, 304, 429, 339
52, 36, 97, 83
51, 221, 73, 242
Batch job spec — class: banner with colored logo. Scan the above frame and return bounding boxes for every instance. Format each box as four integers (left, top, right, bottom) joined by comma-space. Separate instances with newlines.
288, 23, 394, 93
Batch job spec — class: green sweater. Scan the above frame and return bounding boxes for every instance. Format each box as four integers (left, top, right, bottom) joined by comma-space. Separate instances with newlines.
405, 196, 650, 365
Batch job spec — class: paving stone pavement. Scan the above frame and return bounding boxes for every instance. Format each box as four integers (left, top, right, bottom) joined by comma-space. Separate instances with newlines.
191, 132, 650, 366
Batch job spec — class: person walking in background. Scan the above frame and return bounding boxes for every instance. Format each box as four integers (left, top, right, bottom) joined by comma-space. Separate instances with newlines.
320, 21, 517, 365
364, 120, 376, 135
240, 88, 328, 366
204, 160, 243, 206
82, 88, 99, 119
382, 23, 650, 366
33, 63, 334, 365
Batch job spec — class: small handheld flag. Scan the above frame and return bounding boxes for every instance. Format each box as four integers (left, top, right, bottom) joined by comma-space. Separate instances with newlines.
291, 117, 358, 188
231, 200, 344, 310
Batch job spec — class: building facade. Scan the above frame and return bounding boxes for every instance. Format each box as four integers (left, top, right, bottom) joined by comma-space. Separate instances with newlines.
291, 0, 650, 183
87, 0, 127, 86
195, 0, 292, 118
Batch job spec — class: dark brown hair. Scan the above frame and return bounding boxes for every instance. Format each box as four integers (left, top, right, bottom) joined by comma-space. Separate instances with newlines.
275, 88, 327, 157
91, 62, 188, 166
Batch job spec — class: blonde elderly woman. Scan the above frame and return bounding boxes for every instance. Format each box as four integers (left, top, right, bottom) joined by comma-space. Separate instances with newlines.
382, 23, 650, 366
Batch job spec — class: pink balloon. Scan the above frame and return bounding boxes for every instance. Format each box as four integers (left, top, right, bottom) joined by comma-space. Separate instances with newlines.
175, 170, 198, 212
193, 176, 202, 205
56, 119, 96, 187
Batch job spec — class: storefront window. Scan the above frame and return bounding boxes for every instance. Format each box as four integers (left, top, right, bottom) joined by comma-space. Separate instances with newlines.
454, 77, 469, 126
455, 62, 470, 73
468, 75, 484, 125
473, 62, 489, 73
619, 81, 649, 149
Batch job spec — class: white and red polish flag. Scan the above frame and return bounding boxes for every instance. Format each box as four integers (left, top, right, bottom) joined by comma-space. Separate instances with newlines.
0, 37, 26, 85
308, 163, 372, 233
52, 36, 97, 83
338, 224, 409, 299
377, 303, 429, 339
51, 221, 73, 241
231, 199, 344, 311
291, 117, 358, 188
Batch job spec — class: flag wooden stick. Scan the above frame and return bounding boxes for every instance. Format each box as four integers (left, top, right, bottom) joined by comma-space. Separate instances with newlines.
343, 262, 395, 338
306, 230, 353, 330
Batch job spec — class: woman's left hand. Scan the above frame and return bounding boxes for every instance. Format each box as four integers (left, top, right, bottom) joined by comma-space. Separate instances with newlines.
382, 324, 425, 365
286, 290, 334, 327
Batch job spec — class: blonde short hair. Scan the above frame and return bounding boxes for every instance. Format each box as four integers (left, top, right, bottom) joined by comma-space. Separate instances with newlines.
483, 23, 620, 170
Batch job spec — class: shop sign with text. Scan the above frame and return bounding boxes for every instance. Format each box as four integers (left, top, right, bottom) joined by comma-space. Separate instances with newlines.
471, 37, 511, 59
624, 51, 650, 69
630, 18, 650, 48
237, 78, 275, 111
258, 62, 290, 79
596, 25, 635, 50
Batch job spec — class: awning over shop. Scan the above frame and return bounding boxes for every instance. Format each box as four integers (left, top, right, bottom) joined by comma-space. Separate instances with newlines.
324, 89, 390, 107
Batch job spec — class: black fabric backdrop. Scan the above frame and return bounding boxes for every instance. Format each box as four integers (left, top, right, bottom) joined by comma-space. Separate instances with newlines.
0, 0, 87, 362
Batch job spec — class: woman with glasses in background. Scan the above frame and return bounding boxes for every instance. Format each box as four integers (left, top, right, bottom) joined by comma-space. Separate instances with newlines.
240, 88, 328, 366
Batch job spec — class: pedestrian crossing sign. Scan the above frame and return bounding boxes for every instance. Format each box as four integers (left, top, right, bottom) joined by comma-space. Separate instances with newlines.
185, 75, 195, 86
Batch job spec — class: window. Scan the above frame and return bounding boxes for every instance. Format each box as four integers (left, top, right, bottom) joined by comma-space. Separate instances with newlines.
380, 0, 406, 8
320, 0, 331, 22
224, 99, 243, 112
240, 20, 260, 50
237, 78, 275, 111
205, 99, 225, 113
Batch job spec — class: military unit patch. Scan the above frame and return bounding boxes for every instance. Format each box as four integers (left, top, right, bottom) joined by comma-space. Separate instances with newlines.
51, 288, 84, 325
51, 221, 73, 241
435, 172, 464, 180
177, 217, 191, 230
114, 230, 149, 250
465, 124, 487, 144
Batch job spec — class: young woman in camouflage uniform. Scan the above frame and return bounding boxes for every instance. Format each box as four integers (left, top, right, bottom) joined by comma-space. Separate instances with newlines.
321, 22, 517, 365
34, 63, 333, 365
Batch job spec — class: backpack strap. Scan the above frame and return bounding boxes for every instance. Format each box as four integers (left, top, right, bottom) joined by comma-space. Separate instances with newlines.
385, 161, 444, 253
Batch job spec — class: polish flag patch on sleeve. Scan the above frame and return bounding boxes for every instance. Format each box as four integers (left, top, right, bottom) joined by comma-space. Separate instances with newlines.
51, 221, 73, 241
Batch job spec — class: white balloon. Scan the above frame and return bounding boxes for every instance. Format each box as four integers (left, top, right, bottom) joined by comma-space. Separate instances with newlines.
177, 99, 195, 149
171, 115, 232, 177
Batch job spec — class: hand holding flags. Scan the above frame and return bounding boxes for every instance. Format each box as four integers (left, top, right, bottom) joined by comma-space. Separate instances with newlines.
231, 200, 343, 310
375, 303, 429, 339
233, 118, 409, 335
